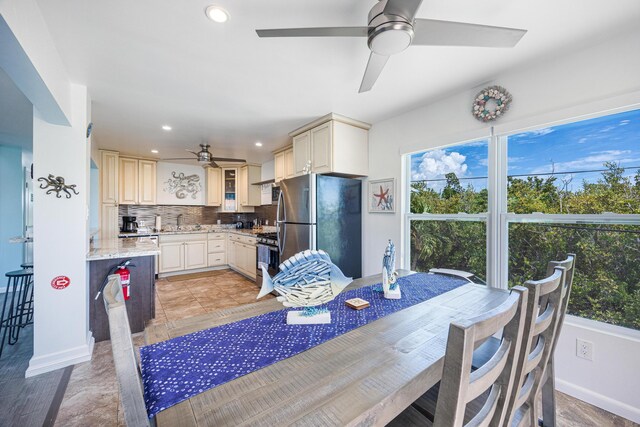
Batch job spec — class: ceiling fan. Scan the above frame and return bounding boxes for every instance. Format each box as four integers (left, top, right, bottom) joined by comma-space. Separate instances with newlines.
162, 144, 246, 168
256, 0, 527, 93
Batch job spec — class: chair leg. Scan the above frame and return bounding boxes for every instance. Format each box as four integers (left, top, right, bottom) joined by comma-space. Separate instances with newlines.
541, 362, 557, 427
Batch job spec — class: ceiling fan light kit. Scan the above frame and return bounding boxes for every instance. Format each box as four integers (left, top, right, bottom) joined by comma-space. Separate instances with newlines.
256, 0, 527, 93
162, 144, 246, 168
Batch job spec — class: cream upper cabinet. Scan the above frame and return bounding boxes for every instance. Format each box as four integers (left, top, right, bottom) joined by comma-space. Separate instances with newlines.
221, 168, 238, 212
284, 147, 295, 179
274, 147, 294, 183
290, 113, 370, 177
239, 165, 261, 207
119, 157, 139, 205
293, 132, 311, 175
310, 122, 332, 174
274, 151, 285, 183
100, 150, 119, 204
138, 160, 156, 205
118, 157, 157, 205
206, 167, 222, 206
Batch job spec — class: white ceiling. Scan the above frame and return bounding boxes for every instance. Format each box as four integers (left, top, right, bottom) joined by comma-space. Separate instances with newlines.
36, 0, 640, 163
0, 67, 33, 150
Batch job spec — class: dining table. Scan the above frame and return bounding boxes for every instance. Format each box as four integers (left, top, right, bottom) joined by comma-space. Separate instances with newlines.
144, 270, 509, 426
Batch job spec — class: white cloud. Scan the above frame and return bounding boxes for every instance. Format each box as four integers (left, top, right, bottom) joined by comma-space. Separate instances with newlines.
528, 128, 554, 137
412, 149, 468, 181
619, 120, 631, 126
577, 137, 588, 144
529, 150, 640, 174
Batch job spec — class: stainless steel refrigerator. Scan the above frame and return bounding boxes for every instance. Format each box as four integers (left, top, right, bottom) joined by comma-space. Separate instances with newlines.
277, 174, 362, 278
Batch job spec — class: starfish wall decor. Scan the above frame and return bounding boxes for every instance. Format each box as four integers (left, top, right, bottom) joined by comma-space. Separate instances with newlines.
369, 178, 395, 213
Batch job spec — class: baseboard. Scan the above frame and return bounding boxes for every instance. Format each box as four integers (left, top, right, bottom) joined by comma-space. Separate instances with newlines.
555, 378, 640, 424
158, 265, 229, 278
25, 332, 95, 378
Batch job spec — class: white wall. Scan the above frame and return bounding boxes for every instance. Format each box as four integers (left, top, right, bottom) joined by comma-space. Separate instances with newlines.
0, 144, 24, 286
27, 84, 93, 377
365, 26, 640, 421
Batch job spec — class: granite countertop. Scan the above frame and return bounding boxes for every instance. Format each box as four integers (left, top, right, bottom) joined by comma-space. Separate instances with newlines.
118, 226, 275, 238
87, 237, 160, 261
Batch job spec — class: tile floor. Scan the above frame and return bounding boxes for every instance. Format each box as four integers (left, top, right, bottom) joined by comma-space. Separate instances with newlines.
53, 269, 636, 427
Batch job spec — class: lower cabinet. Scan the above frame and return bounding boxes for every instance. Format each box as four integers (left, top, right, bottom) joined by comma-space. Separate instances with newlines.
159, 234, 207, 273
158, 232, 255, 277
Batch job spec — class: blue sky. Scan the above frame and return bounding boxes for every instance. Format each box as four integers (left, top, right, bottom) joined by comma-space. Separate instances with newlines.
411, 108, 640, 192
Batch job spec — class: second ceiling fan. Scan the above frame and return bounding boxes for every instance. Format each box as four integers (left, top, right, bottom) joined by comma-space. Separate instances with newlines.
162, 144, 246, 168
256, 0, 527, 93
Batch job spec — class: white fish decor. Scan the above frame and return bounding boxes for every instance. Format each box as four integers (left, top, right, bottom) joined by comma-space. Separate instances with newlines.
382, 240, 401, 299
257, 249, 352, 324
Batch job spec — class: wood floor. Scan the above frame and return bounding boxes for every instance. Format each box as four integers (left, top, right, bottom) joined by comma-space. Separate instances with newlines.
0, 325, 72, 426
3, 268, 631, 426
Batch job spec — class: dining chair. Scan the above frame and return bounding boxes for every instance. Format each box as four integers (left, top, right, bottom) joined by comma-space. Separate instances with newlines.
472, 254, 575, 426
103, 274, 152, 427
387, 285, 529, 427
540, 254, 576, 427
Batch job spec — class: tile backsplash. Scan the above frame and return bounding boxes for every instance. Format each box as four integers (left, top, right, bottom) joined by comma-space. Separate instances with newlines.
118, 204, 277, 230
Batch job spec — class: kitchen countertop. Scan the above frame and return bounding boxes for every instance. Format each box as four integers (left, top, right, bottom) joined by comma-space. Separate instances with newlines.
118, 226, 274, 238
87, 237, 160, 261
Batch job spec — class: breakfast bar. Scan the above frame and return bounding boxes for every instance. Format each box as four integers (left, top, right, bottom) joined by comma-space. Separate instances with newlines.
87, 237, 160, 341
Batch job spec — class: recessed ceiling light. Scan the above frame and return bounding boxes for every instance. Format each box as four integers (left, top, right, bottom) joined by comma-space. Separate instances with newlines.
162, 125, 172, 131
255, 142, 263, 147
205, 5, 229, 23
151, 149, 159, 154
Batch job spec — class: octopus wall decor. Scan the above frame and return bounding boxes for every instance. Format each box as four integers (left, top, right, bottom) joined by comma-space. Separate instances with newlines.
163, 171, 201, 199
38, 174, 80, 198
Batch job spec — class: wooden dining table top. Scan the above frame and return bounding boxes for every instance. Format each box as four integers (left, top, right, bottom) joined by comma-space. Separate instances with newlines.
144, 270, 509, 427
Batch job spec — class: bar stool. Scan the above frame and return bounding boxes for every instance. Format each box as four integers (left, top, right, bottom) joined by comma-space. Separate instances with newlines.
0, 269, 34, 358
20, 262, 33, 269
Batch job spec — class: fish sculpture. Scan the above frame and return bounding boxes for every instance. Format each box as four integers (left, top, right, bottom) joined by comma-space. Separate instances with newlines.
257, 249, 352, 308
382, 240, 401, 299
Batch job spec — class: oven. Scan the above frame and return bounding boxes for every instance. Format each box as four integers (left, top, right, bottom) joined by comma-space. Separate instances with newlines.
256, 233, 279, 287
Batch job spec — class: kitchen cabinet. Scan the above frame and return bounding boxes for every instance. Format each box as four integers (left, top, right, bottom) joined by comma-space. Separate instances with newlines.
138, 160, 157, 205
220, 165, 259, 212
100, 150, 119, 204
100, 150, 119, 239
290, 113, 370, 177
206, 167, 222, 207
119, 157, 157, 205
184, 241, 208, 270
100, 203, 119, 240
119, 157, 138, 204
159, 242, 184, 273
275, 146, 295, 183
227, 234, 256, 279
159, 234, 207, 273
207, 232, 226, 267
238, 165, 261, 207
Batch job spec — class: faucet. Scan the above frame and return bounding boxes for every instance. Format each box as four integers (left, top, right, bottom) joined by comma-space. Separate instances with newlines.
177, 214, 184, 229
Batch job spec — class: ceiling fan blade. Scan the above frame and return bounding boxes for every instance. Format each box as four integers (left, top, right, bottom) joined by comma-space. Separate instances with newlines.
412, 19, 527, 47
208, 161, 220, 168
383, 0, 424, 21
256, 27, 370, 38
359, 52, 390, 93
211, 157, 246, 163
161, 157, 197, 161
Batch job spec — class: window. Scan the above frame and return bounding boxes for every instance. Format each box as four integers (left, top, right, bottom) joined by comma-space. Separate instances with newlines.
408, 140, 489, 279
505, 109, 640, 330
405, 108, 640, 330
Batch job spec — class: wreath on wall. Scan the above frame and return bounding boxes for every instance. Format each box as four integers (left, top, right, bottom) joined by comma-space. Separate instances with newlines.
472, 85, 512, 122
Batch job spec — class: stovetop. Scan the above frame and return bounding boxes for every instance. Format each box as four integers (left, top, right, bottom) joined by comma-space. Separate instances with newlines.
257, 232, 277, 245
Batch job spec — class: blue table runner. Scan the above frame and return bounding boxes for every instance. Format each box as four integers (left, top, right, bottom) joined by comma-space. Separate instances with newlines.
140, 273, 467, 417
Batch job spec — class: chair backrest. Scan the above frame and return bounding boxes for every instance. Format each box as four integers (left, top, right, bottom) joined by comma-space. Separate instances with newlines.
433, 286, 528, 427
103, 274, 151, 427
506, 266, 566, 425
546, 253, 576, 355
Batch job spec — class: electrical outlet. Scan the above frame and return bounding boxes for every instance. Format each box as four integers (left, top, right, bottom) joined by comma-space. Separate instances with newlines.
576, 339, 593, 361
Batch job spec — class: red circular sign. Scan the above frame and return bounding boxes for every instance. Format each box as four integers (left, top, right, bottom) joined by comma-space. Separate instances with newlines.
51, 276, 70, 290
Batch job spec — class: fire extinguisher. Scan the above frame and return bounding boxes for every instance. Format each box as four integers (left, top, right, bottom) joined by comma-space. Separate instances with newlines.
115, 265, 131, 300
94, 258, 135, 302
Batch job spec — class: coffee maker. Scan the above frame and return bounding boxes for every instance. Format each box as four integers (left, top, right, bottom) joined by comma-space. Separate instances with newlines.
121, 216, 139, 233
